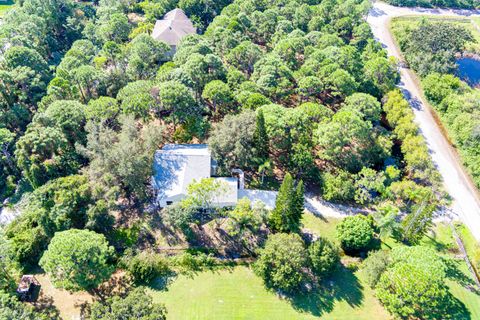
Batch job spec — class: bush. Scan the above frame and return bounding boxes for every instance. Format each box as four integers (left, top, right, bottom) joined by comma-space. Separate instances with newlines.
253, 233, 310, 293
162, 203, 196, 230
226, 198, 267, 237
376, 246, 449, 319
0, 291, 53, 320
321, 170, 355, 202
336, 215, 374, 254
383, 90, 439, 184
89, 287, 166, 320
112, 224, 140, 249
362, 250, 390, 288
308, 237, 340, 277
171, 251, 217, 273
122, 251, 171, 284
385, 0, 477, 9
422, 73, 464, 106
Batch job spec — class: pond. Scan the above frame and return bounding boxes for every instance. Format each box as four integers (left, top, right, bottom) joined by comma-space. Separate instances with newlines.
456, 57, 480, 87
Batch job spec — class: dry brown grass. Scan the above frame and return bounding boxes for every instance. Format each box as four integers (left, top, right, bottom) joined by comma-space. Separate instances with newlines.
31, 271, 133, 320
32, 274, 93, 320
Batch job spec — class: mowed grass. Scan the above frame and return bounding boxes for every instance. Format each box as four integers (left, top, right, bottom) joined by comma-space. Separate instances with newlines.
149, 213, 390, 320
0, 0, 14, 17
301, 212, 341, 244
447, 262, 480, 320
149, 213, 480, 319
148, 265, 390, 320
391, 15, 480, 53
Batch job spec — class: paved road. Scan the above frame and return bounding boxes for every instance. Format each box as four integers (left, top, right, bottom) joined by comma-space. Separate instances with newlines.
367, 2, 480, 240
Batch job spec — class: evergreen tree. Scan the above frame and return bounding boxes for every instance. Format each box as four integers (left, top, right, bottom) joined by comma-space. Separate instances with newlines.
293, 180, 305, 223
401, 202, 435, 244
254, 110, 269, 162
269, 173, 304, 233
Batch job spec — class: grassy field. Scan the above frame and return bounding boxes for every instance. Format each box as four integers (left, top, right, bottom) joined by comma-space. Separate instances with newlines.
28, 211, 479, 319
391, 15, 480, 53
149, 265, 390, 320
0, 0, 14, 17
149, 212, 480, 320
301, 213, 341, 244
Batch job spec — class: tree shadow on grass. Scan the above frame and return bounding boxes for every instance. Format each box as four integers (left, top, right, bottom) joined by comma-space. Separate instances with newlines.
445, 258, 480, 295
149, 272, 178, 292
442, 292, 471, 320
288, 265, 363, 317
33, 294, 61, 320
423, 232, 455, 255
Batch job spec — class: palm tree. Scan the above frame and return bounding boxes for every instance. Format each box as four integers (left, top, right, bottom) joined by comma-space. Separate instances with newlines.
374, 202, 401, 240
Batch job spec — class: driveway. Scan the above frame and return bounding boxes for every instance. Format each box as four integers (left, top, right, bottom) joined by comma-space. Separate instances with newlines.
238, 189, 364, 218
367, 2, 480, 240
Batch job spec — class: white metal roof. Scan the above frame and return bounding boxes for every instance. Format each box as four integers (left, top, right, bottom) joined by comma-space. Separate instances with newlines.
153, 144, 211, 202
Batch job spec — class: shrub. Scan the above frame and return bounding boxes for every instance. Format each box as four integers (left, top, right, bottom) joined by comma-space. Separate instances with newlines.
336, 215, 374, 253
308, 237, 340, 277
376, 246, 449, 319
162, 202, 196, 230
362, 250, 390, 288
321, 170, 355, 202
0, 291, 53, 320
383, 90, 439, 184
253, 233, 310, 293
112, 224, 140, 249
227, 198, 268, 237
122, 251, 171, 284
171, 251, 217, 273
89, 287, 166, 320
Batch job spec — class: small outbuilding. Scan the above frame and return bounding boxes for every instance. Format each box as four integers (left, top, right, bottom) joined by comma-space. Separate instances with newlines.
16, 275, 40, 302
151, 8, 196, 52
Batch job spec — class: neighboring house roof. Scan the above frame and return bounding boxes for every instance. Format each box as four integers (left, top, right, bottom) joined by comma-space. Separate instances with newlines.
152, 8, 196, 47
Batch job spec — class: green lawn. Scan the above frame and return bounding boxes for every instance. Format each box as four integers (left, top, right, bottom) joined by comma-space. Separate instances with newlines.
148, 265, 390, 320
391, 15, 480, 53
0, 0, 14, 17
301, 212, 341, 244
455, 223, 479, 260
447, 262, 480, 320
149, 213, 480, 319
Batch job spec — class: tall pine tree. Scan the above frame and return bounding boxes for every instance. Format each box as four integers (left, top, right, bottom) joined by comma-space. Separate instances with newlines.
269, 173, 304, 233
293, 180, 305, 224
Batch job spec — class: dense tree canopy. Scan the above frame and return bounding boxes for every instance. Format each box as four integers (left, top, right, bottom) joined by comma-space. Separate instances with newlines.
0, 1, 443, 310
89, 287, 167, 320
39, 229, 114, 291
385, 0, 479, 9
393, 20, 473, 77
253, 233, 310, 293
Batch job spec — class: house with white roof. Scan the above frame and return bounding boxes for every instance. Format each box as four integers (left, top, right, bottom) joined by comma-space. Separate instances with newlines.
151, 8, 196, 52
152, 144, 239, 208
